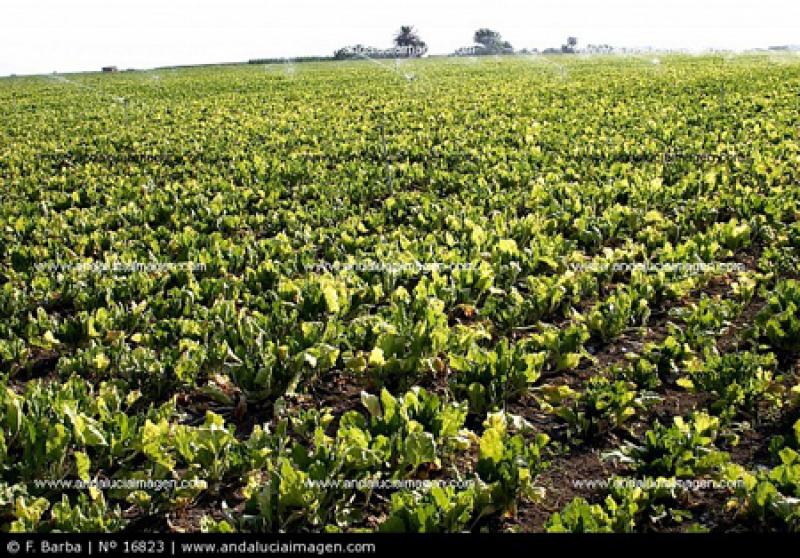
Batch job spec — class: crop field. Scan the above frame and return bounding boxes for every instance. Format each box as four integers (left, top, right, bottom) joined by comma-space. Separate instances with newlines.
1, 54, 800, 533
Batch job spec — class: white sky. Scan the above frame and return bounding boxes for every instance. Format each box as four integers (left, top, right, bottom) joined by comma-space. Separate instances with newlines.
1, 0, 798, 75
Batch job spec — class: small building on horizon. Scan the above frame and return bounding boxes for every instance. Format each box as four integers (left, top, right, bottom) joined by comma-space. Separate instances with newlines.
335, 44, 427, 59
452, 44, 488, 56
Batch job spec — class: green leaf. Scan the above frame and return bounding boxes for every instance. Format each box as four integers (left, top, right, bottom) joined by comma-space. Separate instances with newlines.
479, 427, 504, 463
93, 352, 110, 371
404, 432, 436, 467
4, 388, 22, 435
361, 391, 382, 419
323, 285, 340, 314
497, 238, 518, 255
74, 451, 91, 481
368, 347, 385, 367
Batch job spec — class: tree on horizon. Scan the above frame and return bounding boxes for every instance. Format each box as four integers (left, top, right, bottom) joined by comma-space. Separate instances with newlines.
562, 36, 579, 53
394, 26, 426, 48
473, 28, 513, 54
